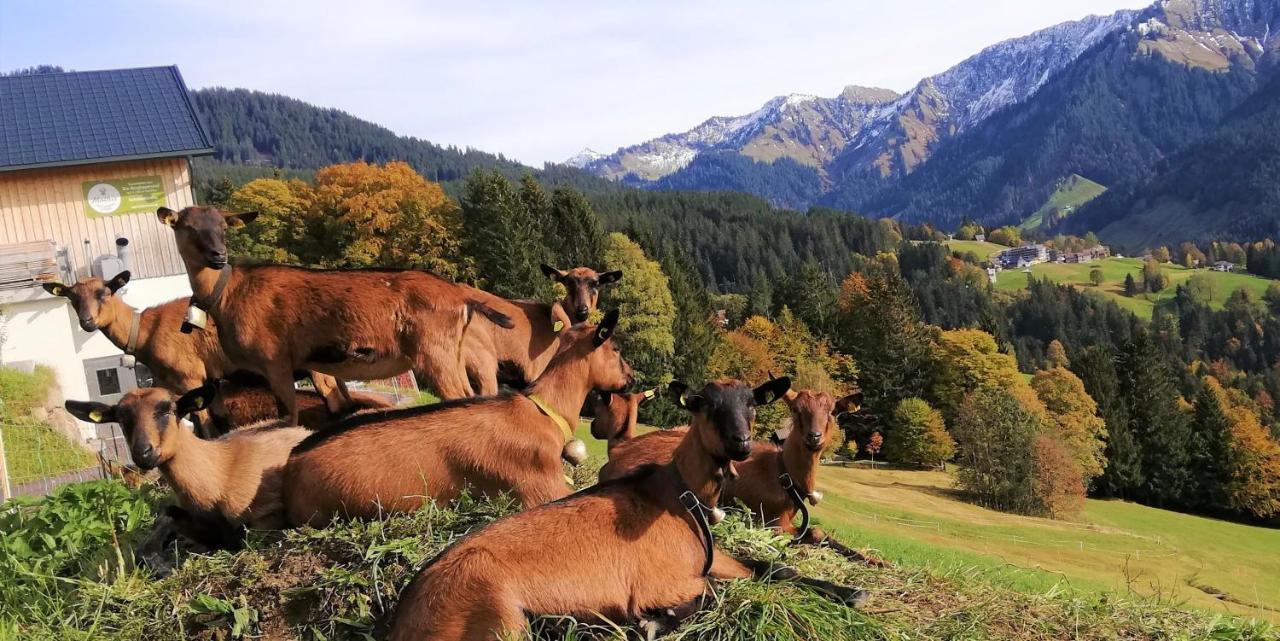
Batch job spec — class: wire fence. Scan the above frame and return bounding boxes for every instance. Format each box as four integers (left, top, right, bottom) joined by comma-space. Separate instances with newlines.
0, 421, 105, 500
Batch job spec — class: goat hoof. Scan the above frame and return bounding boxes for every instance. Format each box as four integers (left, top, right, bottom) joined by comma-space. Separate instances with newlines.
808, 490, 823, 506
842, 588, 871, 608
708, 507, 726, 524
638, 619, 659, 641
561, 439, 589, 466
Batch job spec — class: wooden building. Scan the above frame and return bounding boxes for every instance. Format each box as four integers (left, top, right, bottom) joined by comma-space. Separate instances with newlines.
0, 66, 213, 440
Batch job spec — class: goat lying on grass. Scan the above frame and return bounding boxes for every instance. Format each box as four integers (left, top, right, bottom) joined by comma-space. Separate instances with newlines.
43, 272, 368, 434
283, 310, 633, 527
66, 384, 308, 534
158, 205, 514, 423
389, 377, 867, 641
598, 386, 883, 564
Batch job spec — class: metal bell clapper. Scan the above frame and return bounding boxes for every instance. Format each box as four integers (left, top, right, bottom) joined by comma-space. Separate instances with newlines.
562, 438, 589, 466
807, 490, 824, 506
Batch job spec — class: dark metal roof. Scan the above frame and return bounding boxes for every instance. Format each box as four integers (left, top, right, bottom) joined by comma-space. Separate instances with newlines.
0, 66, 213, 172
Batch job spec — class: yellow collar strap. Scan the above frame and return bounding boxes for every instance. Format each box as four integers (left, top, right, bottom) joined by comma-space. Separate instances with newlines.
527, 393, 574, 443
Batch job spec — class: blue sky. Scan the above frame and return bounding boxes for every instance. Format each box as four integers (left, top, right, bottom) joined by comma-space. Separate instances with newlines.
0, 0, 1150, 166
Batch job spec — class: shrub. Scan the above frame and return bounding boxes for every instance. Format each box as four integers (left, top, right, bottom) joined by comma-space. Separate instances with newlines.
882, 398, 954, 467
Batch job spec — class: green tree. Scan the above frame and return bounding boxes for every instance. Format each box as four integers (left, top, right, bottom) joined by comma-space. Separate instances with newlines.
882, 398, 954, 467
545, 187, 606, 268
952, 387, 1042, 514
649, 242, 720, 426
599, 233, 676, 387
1185, 273, 1220, 306
1142, 258, 1169, 293
1264, 281, 1280, 315
778, 260, 838, 334
1124, 273, 1138, 297
1089, 266, 1104, 287
226, 178, 309, 263
1074, 346, 1143, 499
1187, 377, 1235, 510
1118, 330, 1191, 507
461, 170, 554, 299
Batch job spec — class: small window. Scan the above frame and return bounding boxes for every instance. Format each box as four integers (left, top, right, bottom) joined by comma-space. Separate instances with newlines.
96, 368, 121, 396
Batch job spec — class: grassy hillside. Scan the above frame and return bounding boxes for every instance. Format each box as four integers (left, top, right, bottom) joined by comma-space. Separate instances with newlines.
943, 239, 1009, 261
994, 257, 1275, 317
578, 424, 1280, 622
1018, 174, 1107, 231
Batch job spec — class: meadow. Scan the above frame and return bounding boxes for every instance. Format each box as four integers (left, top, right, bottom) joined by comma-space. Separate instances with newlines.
994, 257, 1275, 317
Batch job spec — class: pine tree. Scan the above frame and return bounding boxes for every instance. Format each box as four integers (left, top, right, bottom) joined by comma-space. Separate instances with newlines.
1187, 378, 1234, 510
1117, 330, 1192, 507
1124, 273, 1138, 297
1073, 346, 1142, 498
778, 260, 838, 334
546, 188, 607, 268
461, 170, 554, 299
648, 241, 720, 426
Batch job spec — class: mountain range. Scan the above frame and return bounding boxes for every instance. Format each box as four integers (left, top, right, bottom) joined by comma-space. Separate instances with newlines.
570, 0, 1280, 247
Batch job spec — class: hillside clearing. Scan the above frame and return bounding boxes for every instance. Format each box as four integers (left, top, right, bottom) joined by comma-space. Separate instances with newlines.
1019, 174, 1108, 232
994, 257, 1275, 317
943, 239, 1009, 261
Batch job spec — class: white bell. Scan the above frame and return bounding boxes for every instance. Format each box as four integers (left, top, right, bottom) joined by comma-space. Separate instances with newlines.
708, 507, 726, 524
562, 439, 589, 466
807, 490, 824, 506
184, 304, 209, 330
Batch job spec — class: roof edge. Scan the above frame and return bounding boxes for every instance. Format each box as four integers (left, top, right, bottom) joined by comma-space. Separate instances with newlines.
0, 148, 215, 174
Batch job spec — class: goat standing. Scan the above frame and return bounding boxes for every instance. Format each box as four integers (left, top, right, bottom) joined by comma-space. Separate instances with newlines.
157, 206, 514, 423
388, 377, 866, 641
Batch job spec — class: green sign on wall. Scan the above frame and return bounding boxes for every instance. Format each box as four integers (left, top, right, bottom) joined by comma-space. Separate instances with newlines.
82, 176, 166, 218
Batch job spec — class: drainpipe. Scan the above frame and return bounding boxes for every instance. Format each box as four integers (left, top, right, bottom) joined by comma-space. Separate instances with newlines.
82, 240, 92, 280
115, 237, 131, 274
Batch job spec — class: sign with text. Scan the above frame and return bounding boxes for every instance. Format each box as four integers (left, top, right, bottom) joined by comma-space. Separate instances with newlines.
82, 176, 166, 218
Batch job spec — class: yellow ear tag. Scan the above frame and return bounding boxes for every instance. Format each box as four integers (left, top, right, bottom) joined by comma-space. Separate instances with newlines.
162, 212, 177, 226
553, 320, 564, 333
643, 389, 655, 399
52, 286, 64, 295
193, 397, 205, 409
88, 410, 104, 422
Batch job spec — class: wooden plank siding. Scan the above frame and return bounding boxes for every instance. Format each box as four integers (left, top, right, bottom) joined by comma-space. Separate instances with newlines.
0, 158, 194, 281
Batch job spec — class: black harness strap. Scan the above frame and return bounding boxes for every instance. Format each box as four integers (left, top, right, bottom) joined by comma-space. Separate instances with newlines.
778, 453, 811, 543
679, 490, 715, 577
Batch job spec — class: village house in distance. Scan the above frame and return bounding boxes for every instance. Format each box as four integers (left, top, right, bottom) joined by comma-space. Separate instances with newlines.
997, 242, 1110, 269
0, 66, 213, 441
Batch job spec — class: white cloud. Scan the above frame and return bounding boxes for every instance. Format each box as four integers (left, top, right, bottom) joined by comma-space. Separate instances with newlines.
0, 0, 1152, 165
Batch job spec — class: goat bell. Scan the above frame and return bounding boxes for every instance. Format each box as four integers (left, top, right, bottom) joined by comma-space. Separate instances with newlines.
807, 490, 824, 506
183, 303, 209, 331
561, 438, 589, 466
708, 506, 726, 525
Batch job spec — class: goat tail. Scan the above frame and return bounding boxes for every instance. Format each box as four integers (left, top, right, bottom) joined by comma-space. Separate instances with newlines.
466, 300, 515, 329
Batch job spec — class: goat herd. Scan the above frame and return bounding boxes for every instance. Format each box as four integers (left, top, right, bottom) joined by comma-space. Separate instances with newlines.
44, 206, 872, 640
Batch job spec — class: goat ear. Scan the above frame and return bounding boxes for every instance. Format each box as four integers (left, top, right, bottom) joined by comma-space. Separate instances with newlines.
106, 270, 131, 293
43, 282, 69, 297
224, 211, 258, 228
753, 376, 791, 406
668, 381, 703, 411
597, 270, 623, 285
157, 207, 178, 227
771, 426, 792, 445
540, 264, 566, 281
176, 383, 219, 417
65, 400, 116, 424
593, 309, 620, 347
834, 391, 864, 416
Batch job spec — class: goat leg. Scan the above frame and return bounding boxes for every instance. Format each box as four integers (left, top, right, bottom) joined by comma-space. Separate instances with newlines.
733, 555, 870, 608
800, 527, 891, 568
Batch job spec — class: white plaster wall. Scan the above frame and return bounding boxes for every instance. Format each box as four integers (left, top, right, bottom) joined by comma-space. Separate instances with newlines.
0, 274, 192, 441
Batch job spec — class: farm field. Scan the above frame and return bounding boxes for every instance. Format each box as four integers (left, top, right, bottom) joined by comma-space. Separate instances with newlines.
943, 239, 1009, 261
573, 424, 1280, 623
1018, 174, 1108, 232
994, 256, 1275, 317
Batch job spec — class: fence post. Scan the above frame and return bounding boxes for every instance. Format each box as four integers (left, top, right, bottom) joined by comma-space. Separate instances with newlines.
0, 427, 11, 501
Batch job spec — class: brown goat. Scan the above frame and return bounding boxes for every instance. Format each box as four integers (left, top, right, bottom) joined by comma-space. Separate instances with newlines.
462, 265, 621, 394
589, 388, 657, 451
42, 273, 375, 433
157, 206, 515, 423
389, 378, 866, 641
65, 384, 310, 530
600, 387, 877, 563
282, 311, 633, 527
